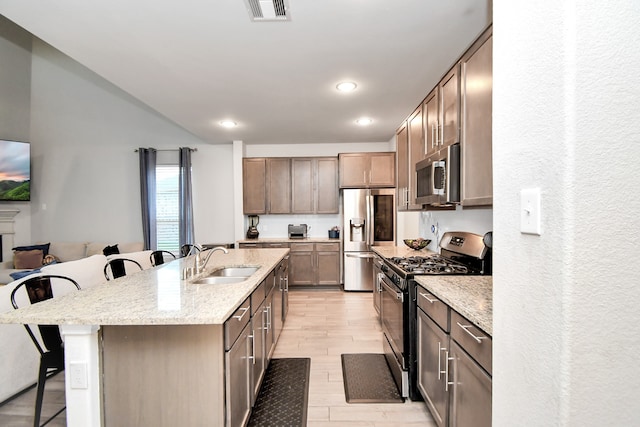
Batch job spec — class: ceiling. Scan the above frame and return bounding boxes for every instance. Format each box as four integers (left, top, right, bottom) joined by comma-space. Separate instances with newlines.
0, 0, 491, 145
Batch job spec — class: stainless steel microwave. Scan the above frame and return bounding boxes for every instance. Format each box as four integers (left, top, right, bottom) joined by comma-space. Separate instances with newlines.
415, 143, 461, 206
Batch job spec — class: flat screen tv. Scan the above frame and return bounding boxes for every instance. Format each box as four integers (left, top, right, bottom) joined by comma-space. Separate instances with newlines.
0, 139, 30, 201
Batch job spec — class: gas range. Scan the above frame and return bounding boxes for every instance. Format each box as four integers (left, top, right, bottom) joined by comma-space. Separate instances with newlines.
386, 231, 492, 278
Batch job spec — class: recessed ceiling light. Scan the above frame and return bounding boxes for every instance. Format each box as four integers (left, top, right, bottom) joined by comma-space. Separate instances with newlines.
336, 81, 357, 92
355, 117, 373, 126
219, 120, 237, 128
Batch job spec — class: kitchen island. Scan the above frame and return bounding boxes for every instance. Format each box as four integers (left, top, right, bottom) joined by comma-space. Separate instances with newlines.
0, 248, 289, 427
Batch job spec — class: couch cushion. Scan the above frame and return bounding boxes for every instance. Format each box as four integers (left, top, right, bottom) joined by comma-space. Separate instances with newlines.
12, 243, 50, 257
13, 249, 44, 269
86, 242, 144, 257
48, 242, 88, 262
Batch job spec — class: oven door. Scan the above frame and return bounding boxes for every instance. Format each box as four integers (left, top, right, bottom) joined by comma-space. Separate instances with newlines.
380, 272, 408, 395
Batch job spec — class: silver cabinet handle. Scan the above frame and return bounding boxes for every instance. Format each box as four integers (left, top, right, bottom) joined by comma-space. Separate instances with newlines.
419, 292, 438, 304
233, 307, 249, 322
445, 350, 454, 391
437, 341, 444, 380
431, 124, 436, 150
248, 333, 255, 364
456, 321, 487, 343
266, 305, 272, 330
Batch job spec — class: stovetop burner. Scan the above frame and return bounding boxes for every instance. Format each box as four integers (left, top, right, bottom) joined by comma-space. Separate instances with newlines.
390, 255, 470, 275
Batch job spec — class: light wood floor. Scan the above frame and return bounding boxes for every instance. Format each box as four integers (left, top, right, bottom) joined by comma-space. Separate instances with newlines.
0, 289, 435, 426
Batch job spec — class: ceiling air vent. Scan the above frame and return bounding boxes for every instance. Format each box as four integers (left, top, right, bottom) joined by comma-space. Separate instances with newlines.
244, 0, 290, 21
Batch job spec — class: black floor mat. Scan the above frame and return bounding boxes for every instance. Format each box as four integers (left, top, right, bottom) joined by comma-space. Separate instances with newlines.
248, 357, 311, 427
341, 353, 405, 403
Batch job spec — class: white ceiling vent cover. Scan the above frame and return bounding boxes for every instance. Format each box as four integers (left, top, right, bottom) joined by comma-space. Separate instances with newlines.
244, 0, 290, 21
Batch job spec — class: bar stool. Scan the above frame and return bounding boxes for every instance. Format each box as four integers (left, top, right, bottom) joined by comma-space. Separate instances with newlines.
103, 258, 143, 281
150, 250, 176, 267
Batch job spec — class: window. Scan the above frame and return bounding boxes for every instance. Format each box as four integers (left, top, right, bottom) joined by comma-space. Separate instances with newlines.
156, 165, 179, 252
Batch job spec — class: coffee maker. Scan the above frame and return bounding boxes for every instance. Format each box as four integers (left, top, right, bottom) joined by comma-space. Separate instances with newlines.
246, 215, 260, 239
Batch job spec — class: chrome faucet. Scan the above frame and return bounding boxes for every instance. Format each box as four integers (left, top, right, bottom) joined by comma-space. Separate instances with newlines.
194, 246, 229, 275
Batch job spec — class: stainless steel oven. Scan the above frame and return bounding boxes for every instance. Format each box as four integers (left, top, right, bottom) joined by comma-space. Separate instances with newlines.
379, 265, 411, 397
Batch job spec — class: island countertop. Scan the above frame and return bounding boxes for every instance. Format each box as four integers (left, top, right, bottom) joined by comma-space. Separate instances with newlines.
0, 248, 289, 326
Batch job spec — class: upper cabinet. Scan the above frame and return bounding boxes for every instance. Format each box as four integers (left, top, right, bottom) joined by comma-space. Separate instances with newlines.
423, 88, 439, 157
460, 28, 493, 206
396, 122, 409, 210
291, 157, 339, 214
339, 152, 396, 188
397, 106, 425, 211
243, 156, 338, 214
439, 66, 460, 149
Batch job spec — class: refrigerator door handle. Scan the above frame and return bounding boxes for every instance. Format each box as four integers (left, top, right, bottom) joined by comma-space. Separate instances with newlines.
366, 193, 374, 245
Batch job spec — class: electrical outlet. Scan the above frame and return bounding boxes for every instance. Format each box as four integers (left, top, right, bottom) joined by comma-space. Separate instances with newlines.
520, 188, 542, 235
69, 362, 88, 389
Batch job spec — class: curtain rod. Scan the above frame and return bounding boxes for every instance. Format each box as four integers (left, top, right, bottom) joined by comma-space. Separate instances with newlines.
134, 148, 197, 152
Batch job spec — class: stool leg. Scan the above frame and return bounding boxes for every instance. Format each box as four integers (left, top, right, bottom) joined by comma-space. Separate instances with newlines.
33, 360, 48, 427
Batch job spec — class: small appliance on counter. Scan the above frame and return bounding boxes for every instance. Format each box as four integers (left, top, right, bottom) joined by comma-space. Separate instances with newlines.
246, 215, 260, 239
288, 224, 308, 239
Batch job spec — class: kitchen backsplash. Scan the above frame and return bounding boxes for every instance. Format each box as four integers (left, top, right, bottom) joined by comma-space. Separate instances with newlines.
245, 214, 342, 238
418, 206, 493, 252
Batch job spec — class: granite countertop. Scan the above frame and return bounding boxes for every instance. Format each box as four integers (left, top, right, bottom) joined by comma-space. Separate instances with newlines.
0, 248, 288, 326
414, 275, 492, 336
371, 245, 492, 336
238, 237, 341, 244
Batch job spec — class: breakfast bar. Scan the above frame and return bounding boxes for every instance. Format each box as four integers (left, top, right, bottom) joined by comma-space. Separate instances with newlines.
0, 248, 289, 426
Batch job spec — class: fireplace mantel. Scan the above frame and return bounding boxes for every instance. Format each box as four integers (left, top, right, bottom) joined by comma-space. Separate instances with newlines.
0, 209, 20, 263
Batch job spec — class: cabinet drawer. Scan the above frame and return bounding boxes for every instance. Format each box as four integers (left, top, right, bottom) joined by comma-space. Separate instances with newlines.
224, 297, 251, 350
290, 242, 314, 252
239, 243, 261, 248
416, 284, 449, 332
263, 242, 289, 248
450, 310, 492, 375
315, 242, 340, 252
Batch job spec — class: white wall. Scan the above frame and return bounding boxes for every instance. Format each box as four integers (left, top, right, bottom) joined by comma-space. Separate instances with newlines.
0, 16, 32, 249
494, 1, 640, 425
418, 207, 492, 252
27, 39, 235, 246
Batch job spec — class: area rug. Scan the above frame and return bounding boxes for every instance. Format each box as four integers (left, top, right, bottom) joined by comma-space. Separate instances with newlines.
341, 353, 404, 403
248, 357, 311, 427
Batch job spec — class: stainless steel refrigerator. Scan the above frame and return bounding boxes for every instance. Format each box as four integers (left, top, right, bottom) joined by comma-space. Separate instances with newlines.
342, 188, 396, 291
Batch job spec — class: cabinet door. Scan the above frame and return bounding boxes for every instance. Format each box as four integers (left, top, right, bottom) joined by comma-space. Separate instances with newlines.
250, 302, 266, 406
289, 250, 314, 286
267, 158, 291, 213
439, 66, 460, 148
316, 250, 340, 285
242, 158, 266, 214
424, 89, 439, 157
408, 107, 424, 209
396, 123, 409, 210
264, 290, 275, 360
339, 154, 369, 188
449, 340, 492, 427
461, 32, 493, 207
417, 308, 449, 427
225, 323, 251, 427
369, 152, 396, 187
316, 157, 339, 213
291, 158, 314, 213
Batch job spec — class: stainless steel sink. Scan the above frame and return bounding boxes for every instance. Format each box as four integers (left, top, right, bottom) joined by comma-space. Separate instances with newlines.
209, 267, 259, 277
192, 276, 247, 285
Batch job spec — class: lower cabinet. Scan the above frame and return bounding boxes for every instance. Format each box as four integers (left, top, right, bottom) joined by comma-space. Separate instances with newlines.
225, 299, 252, 427
416, 284, 492, 427
289, 242, 340, 286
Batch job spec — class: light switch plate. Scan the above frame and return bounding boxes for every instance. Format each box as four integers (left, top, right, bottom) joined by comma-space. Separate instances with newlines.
520, 188, 541, 235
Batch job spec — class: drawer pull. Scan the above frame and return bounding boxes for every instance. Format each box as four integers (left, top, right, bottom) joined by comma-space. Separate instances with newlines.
456, 321, 487, 343
420, 292, 438, 304
233, 307, 249, 322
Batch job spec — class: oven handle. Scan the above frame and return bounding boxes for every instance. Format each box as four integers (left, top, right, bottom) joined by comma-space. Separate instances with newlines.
380, 277, 403, 302
346, 253, 375, 259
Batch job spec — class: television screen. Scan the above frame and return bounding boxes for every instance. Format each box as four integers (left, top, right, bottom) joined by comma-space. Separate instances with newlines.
0, 140, 30, 201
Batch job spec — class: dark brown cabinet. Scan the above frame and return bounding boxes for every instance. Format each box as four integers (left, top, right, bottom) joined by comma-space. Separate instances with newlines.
396, 122, 409, 210
338, 152, 396, 188
438, 66, 460, 149
267, 158, 291, 214
289, 242, 340, 286
242, 158, 267, 214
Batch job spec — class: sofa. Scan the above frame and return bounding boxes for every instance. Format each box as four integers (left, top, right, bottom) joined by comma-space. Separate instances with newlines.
0, 241, 144, 285
0, 246, 154, 403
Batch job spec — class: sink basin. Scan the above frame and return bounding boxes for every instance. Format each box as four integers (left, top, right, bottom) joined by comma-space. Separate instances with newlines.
209, 267, 259, 277
193, 276, 247, 285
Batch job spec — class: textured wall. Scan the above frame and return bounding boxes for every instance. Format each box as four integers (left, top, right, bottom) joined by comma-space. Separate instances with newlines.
494, 1, 640, 425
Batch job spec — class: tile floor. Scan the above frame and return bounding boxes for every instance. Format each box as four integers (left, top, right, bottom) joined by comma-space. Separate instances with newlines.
0, 289, 435, 426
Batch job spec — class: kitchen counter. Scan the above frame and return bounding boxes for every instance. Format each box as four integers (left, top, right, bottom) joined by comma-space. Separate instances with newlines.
238, 237, 341, 244
414, 275, 492, 336
0, 248, 289, 326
